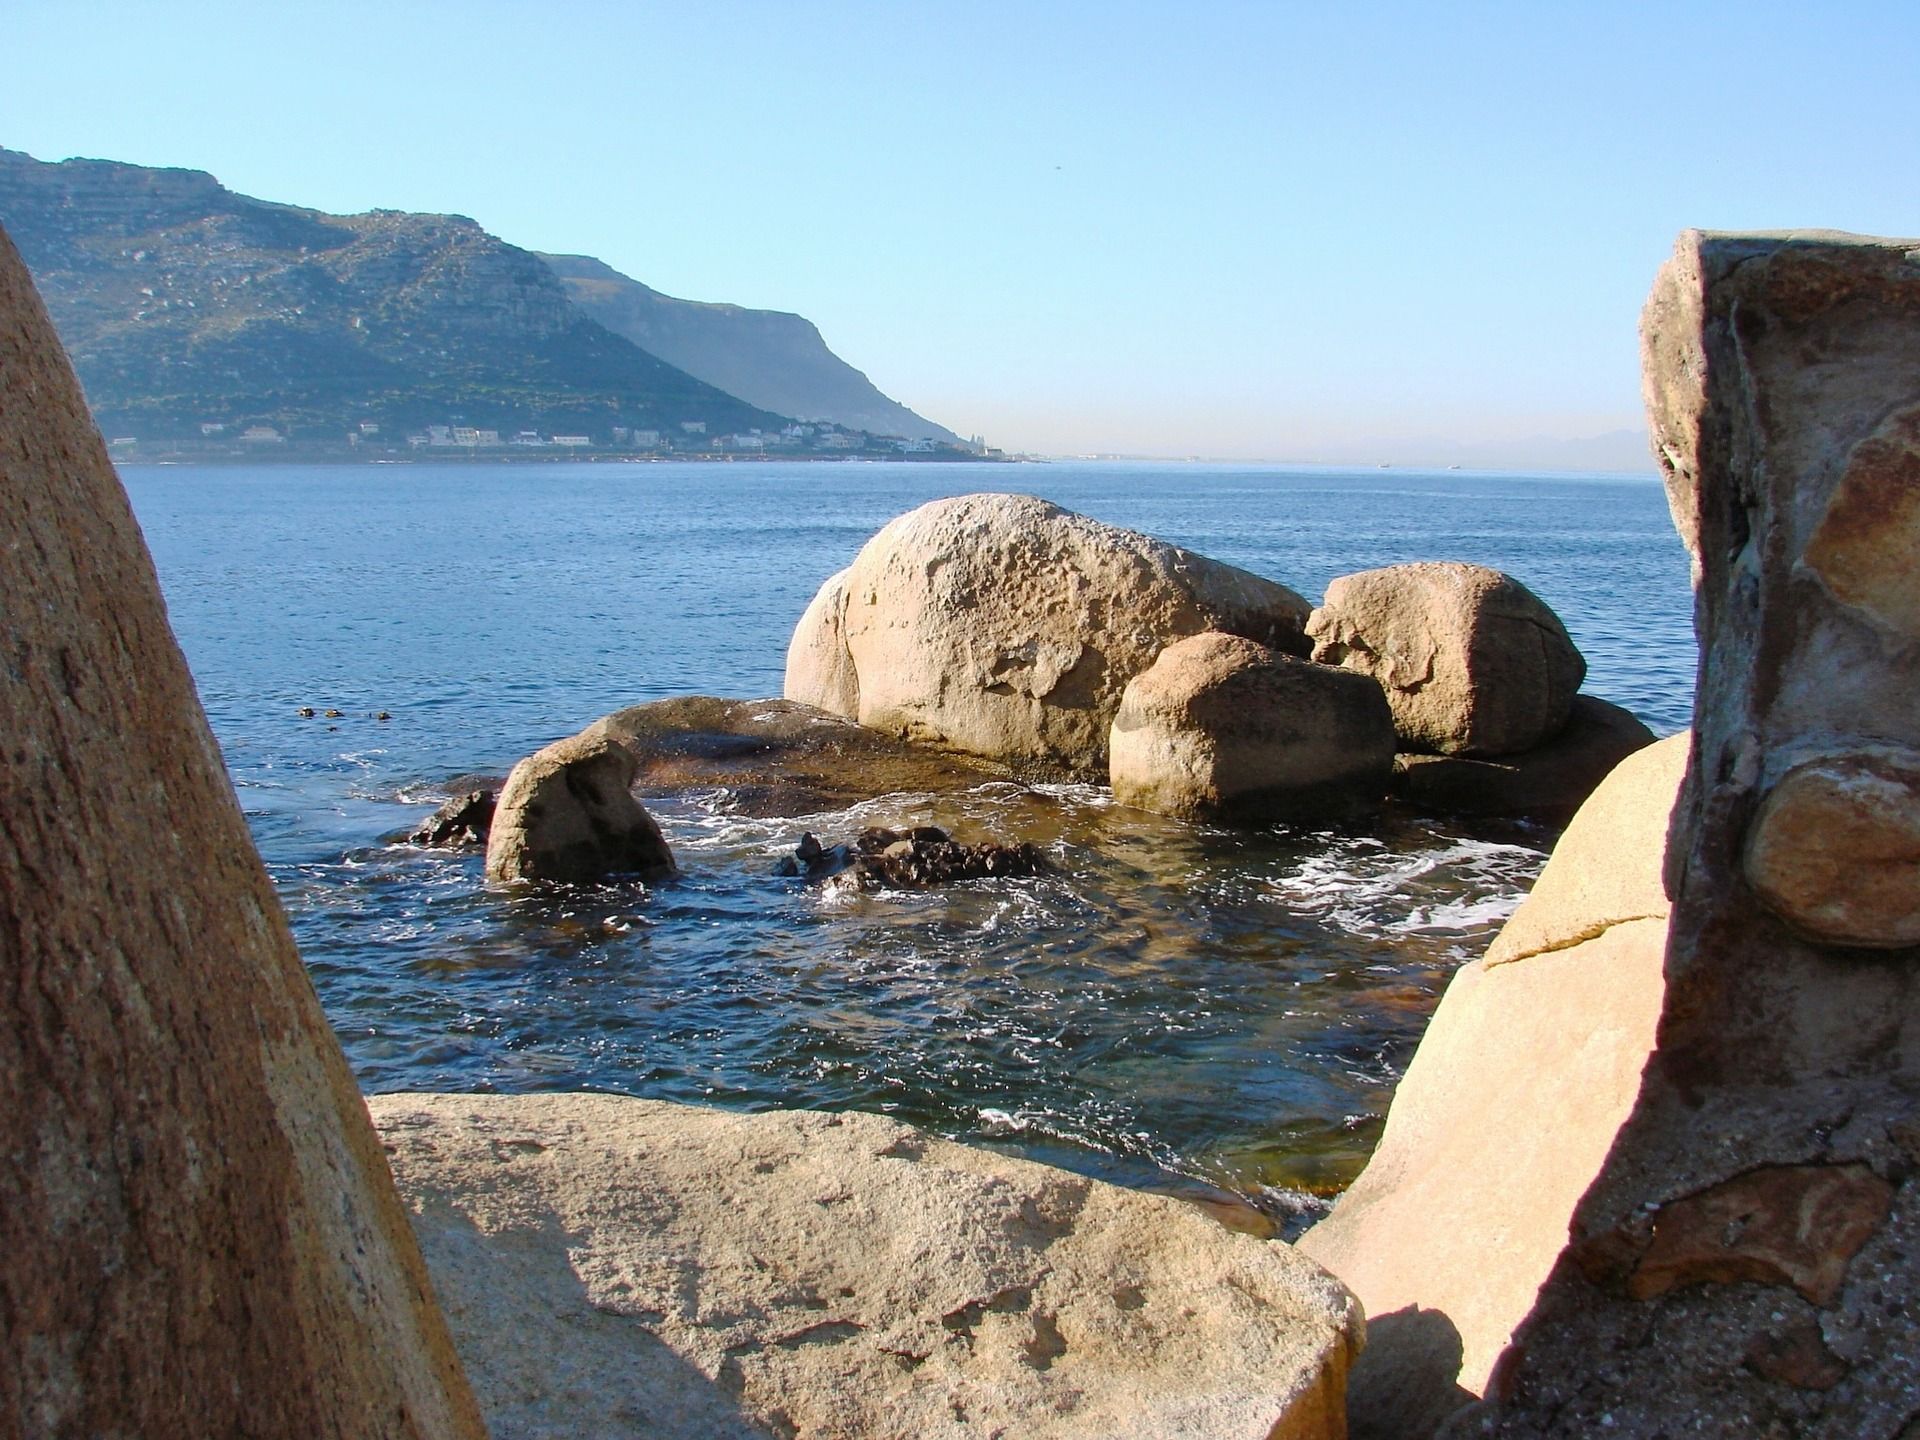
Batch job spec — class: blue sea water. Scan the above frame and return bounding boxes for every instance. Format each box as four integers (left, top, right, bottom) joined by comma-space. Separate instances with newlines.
123, 458, 1696, 1218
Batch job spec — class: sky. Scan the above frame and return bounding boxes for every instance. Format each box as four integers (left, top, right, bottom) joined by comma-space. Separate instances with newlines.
8, 1, 1918, 467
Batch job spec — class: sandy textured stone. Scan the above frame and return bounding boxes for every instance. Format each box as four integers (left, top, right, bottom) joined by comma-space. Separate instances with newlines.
1108, 631, 1396, 822
1744, 749, 1920, 949
372, 1093, 1363, 1440
1484, 732, 1688, 966
785, 493, 1311, 777
485, 730, 676, 884
1306, 562, 1585, 758
0, 223, 483, 1437
1389, 695, 1657, 825
1458, 231, 1920, 1438
1298, 735, 1684, 1434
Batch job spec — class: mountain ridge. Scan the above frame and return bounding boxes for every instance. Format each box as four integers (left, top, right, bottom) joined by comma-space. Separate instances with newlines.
541, 253, 956, 443
0, 148, 961, 451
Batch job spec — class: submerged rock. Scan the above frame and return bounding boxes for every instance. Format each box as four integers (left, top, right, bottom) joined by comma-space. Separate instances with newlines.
1307, 561, 1585, 757
1108, 631, 1396, 823
408, 789, 497, 848
485, 733, 675, 884
372, 1092, 1363, 1440
785, 493, 1312, 777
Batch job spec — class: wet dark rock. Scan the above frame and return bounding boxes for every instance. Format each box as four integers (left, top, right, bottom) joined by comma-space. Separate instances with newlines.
773, 825, 1046, 888
771, 830, 856, 879
409, 791, 497, 849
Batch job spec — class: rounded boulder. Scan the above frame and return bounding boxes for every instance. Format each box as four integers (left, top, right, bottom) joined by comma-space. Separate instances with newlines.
484, 732, 676, 884
1108, 631, 1397, 822
1306, 561, 1585, 757
784, 493, 1312, 777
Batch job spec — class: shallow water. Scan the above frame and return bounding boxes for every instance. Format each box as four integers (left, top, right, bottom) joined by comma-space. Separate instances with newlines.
125, 459, 1695, 1222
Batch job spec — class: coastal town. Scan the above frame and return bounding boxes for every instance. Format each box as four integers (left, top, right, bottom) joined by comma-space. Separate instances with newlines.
105, 416, 1004, 462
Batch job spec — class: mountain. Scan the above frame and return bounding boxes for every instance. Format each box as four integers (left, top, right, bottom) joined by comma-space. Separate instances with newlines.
541, 254, 958, 444
0, 147, 786, 442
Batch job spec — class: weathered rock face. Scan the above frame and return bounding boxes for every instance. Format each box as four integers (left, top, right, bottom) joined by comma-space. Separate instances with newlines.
1388, 694, 1657, 825
0, 224, 484, 1435
1298, 734, 1687, 1437
785, 493, 1313, 777
372, 1093, 1364, 1440
484, 731, 675, 884
1306, 562, 1585, 757
1108, 631, 1396, 822
1463, 232, 1920, 1436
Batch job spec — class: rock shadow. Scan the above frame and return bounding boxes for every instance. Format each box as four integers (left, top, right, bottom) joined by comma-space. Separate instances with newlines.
1343, 1305, 1475, 1440
410, 1200, 780, 1439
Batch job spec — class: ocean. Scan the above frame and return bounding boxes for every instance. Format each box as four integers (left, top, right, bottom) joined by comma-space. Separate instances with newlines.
123, 458, 1695, 1222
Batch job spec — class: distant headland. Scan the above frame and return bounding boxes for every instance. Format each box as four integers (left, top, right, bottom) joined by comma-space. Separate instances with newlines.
0, 147, 994, 463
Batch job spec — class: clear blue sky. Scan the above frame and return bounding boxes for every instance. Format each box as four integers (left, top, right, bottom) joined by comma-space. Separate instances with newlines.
8, 1, 1917, 465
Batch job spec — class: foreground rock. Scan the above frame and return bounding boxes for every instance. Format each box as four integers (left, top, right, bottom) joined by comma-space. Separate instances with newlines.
1442, 232, 1920, 1436
485, 732, 676, 884
0, 224, 484, 1436
372, 1093, 1363, 1440
1299, 735, 1686, 1436
786, 493, 1312, 777
1388, 695, 1657, 825
1307, 562, 1585, 757
1108, 631, 1396, 822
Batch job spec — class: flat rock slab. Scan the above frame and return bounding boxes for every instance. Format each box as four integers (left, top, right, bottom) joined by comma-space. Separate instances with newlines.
584, 696, 1014, 817
371, 1093, 1362, 1440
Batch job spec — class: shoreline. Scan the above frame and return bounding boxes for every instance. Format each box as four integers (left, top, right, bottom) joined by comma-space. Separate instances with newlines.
111, 448, 1022, 468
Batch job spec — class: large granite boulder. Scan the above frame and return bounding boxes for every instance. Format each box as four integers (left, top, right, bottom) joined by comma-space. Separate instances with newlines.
485, 731, 676, 884
1307, 562, 1585, 757
1389, 695, 1658, 825
1445, 232, 1920, 1436
1297, 735, 1687, 1437
1108, 631, 1397, 822
372, 1093, 1364, 1440
0, 224, 484, 1436
784, 493, 1312, 777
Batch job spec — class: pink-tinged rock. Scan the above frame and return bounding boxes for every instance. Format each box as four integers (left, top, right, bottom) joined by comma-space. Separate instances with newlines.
1743, 749, 1920, 949
1628, 1164, 1893, 1306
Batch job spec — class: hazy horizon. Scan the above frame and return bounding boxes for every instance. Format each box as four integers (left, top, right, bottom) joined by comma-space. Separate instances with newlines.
9, 2, 1915, 465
